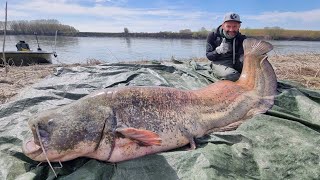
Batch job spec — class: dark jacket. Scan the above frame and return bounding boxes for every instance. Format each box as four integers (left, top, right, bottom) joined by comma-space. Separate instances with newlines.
206, 25, 246, 72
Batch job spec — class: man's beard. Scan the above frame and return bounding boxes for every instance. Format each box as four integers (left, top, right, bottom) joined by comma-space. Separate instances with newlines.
223, 30, 238, 39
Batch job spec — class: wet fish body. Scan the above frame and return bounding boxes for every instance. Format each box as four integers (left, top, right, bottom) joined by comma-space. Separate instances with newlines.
23, 38, 277, 163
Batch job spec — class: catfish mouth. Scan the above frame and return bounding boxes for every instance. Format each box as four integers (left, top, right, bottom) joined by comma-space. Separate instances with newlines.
22, 125, 57, 162
22, 125, 49, 157
22, 125, 50, 161
22, 125, 63, 178
22, 139, 43, 158
22, 124, 101, 162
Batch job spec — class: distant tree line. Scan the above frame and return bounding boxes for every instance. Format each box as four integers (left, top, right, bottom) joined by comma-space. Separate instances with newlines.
0, 19, 79, 36
78, 27, 210, 39
79, 26, 320, 41
1, 20, 320, 41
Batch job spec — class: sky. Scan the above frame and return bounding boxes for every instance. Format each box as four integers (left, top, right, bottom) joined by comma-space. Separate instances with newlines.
1, 0, 320, 33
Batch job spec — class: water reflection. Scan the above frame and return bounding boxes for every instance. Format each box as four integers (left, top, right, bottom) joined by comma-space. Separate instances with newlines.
125, 37, 131, 48
54, 36, 79, 48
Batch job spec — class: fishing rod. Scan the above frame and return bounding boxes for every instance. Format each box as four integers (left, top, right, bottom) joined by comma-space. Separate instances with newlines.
34, 32, 42, 51
53, 30, 58, 57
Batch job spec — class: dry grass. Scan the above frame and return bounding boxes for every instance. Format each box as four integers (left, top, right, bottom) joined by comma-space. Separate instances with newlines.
0, 64, 57, 104
0, 54, 319, 104
268, 53, 320, 89
192, 54, 320, 89
0, 60, 104, 104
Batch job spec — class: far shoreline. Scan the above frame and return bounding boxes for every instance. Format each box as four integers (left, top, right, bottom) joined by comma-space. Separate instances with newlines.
2, 19, 319, 41
1, 30, 320, 41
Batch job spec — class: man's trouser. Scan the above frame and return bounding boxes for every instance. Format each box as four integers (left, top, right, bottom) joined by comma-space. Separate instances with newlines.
210, 63, 240, 81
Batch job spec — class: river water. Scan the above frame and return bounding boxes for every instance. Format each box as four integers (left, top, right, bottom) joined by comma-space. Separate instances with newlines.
1, 35, 320, 64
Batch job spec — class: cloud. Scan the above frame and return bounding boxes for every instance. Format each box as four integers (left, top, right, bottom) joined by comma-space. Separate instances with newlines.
245, 9, 320, 23
70, 16, 214, 32
3, 0, 319, 32
10, 1, 142, 17
3, 0, 217, 32
242, 9, 320, 30
95, 0, 110, 2
9, 0, 205, 19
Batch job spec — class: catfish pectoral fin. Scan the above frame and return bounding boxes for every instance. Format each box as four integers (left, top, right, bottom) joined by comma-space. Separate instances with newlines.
187, 137, 196, 150
116, 127, 162, 146
208, 120, 245, 133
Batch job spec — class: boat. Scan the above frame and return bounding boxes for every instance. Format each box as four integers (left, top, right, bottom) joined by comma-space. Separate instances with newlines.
1, 50, 53, 66
1, 33, 57, 66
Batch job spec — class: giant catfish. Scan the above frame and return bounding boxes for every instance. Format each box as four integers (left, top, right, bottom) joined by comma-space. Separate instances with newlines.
23, 38, 276, 173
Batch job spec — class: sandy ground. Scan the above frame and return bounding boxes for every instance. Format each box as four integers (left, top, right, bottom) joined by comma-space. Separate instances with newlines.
0, 54, 319, 104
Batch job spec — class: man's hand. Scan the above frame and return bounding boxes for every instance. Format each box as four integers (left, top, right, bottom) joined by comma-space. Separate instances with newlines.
215, 38, 229, 54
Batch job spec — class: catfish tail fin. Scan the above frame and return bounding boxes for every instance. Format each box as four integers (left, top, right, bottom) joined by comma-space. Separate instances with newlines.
238, 38, 277, 117
243, 38, 273, 56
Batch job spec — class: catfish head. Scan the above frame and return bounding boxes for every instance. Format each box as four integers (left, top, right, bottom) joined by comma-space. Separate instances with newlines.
22, 97, 112, 162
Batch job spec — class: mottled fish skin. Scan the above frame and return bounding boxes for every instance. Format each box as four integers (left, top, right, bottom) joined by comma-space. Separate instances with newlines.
22, 38, 277, 163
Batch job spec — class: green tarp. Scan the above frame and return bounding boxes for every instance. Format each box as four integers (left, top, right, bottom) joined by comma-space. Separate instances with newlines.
0, 60, 319, 180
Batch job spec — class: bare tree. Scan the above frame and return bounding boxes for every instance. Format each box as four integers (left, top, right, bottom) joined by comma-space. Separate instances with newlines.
179, 29, 192, 34
124, 27, 129, 34
1, 19, 79, 35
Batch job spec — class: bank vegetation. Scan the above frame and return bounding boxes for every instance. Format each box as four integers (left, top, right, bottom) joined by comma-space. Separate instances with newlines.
241, 27, 320, 41
0, 19, 79, 36
77, 27, 320, 41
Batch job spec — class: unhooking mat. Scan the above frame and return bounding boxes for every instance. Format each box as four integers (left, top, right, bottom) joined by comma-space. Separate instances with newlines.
0, 60, 319, 180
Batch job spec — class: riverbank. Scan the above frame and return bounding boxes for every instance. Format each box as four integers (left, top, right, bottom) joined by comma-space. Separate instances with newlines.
0, 54, 319, 104
76, 29, 320, 41
2, 29, 320, 41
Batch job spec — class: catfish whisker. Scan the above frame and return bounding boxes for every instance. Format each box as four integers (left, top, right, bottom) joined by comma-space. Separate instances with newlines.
36, 162, 43, 167
35, 126, 58, 177
57, 161, 63, 169
36, 161, 62, 169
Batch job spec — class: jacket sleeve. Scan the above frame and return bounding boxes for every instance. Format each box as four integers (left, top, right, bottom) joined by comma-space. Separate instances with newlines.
206, 32, 221, 61
238, 34, 247, 55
